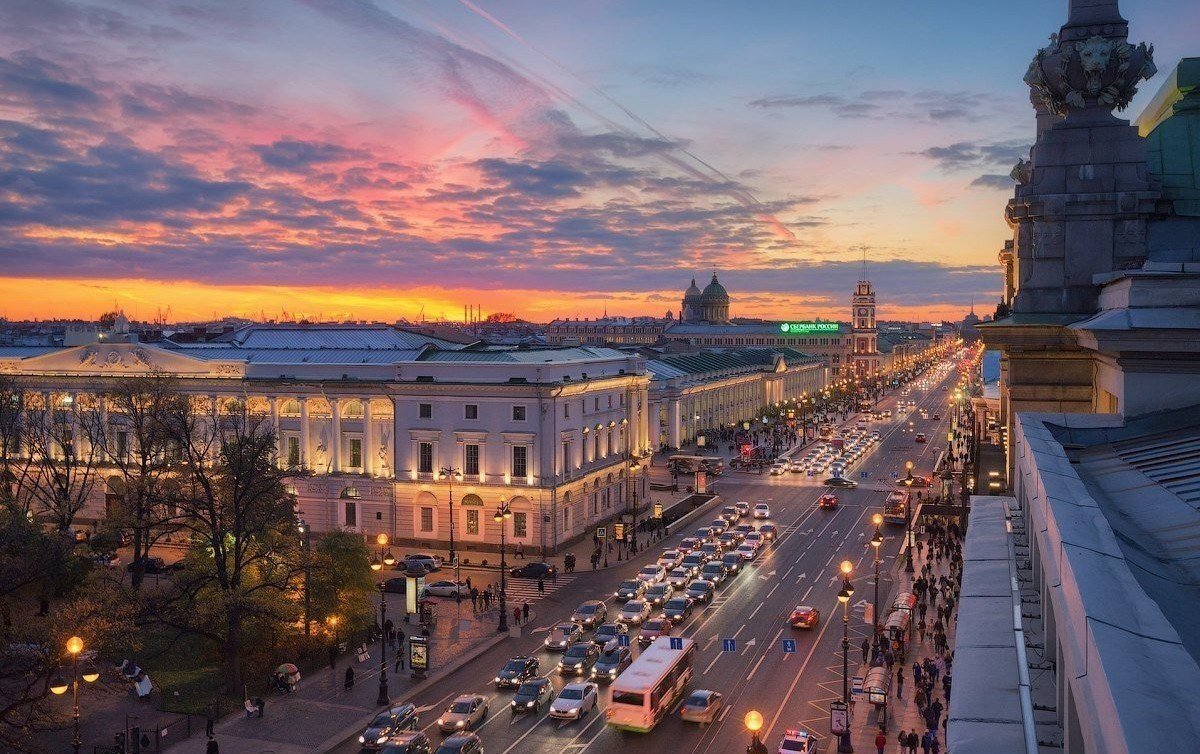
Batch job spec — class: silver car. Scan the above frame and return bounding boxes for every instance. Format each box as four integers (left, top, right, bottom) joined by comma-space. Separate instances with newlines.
436, 694, 487, 733
616, 600, 651, 625
548, 682, 598, 720
570, 600, 607, 629
544, 622, 583, 651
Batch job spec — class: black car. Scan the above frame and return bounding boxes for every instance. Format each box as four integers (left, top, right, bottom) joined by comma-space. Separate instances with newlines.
434, 733, 482, 754
511, 678, 551, 714
823, 477, 859, 489
510, 562, 557, 579
613, 580, 644, 601
721, 552, 744, 575
700, 562, 727, 586
592, 622, 628, 647
379, 732, 432, 754
493, 656, 539, 689
685, 580, 716, 604
557, 642, 600, 675
662, 597, 694, 624
382, 577, 408, 594
358, 703, 419, 750
591, 645, 632, 682
126, 557, 180, 575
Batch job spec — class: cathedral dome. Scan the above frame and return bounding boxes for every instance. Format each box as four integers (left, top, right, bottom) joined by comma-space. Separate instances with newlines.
700, 273, 729, 302
683, 278, 702, 302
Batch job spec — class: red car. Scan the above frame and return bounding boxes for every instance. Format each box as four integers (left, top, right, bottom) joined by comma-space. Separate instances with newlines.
789, 605, 820, 629
818, 494, 839, 510
915, 433, 927, 443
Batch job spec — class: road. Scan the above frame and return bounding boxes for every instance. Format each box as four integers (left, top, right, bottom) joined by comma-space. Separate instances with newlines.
331, 364, 958, 754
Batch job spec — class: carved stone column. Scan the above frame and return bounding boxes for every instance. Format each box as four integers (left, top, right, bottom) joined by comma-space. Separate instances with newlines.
299, 397, 310, 469
362, 397, 374, 476
330, 397, 341, 474
268, 396, 281, 465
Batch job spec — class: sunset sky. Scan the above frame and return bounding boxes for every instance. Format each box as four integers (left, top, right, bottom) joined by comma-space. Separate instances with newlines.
0, 0, 1195, 324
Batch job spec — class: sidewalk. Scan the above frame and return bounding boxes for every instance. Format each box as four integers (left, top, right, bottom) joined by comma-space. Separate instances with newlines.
845, 521, 962, 753
168, 598, 532, 754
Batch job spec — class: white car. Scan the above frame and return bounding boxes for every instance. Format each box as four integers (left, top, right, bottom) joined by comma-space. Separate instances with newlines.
753, 503, 771, 519
733, 501, 751, 517
436, 694, 488, 733
421, 580, 468, 598
616, 600, 651, 625
666, 568, 692, 588
770, 463, 787, 476
636, 565, 666, 585
549, 682, 598, 720
736, 543, 759, 561
657, 551, 682, 570
744, 532, 764, 548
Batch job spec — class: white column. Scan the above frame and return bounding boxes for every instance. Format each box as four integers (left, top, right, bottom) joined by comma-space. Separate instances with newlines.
299, 397, 310, 468
362, 397, 374, 476
330, 398, 341, 473
668, 399, 681, 449
640, 391, 650, 454
269, 396, 281, 465
96, 395, 108, 463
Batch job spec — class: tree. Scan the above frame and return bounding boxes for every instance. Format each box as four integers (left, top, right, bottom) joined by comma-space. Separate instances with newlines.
153, 399, 302, 694
16, 392, 100, 534
81, 374, 188, 590
309, 531, 375, 632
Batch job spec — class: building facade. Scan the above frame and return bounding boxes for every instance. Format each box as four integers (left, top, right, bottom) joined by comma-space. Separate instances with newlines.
850, 279, 880, 376
545, 316, 668, 346
0, 324, 653, 554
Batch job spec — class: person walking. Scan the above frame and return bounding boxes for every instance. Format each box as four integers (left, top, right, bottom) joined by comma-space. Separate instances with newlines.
896, 666, 905, 699
897, 730, 909, 754
874, 729, 887, 754
861, 636, 870, 664
207, 738, 220, 754
328, 643, 337, 670
344, 666, 355, 690
205, 701, 217, 738
537, 578, 545, 595
513, 606, 521, 626
522, 602, 530, 623
920, 730, 932, 754
516, 542, 525, 560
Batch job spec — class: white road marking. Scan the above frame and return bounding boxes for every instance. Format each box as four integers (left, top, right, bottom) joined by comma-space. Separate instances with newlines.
740, 638, 757, 655
748, 603, 762, 620
746, 652, 767, 680
782, 566, 794, 579
766, 583, 780, 599
801, 586, 813, 601
701, 650, 722, 675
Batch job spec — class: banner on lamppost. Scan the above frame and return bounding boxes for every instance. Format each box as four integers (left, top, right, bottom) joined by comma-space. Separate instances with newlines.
830, 700, 848, 734
409, 634, 429, 676
614, 523, 625, 540
652, 502, 663, 519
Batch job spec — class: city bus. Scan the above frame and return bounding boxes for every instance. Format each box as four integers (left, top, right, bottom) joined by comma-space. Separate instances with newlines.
606, 638, 696, 732
666, 455, 724, 476
883, 490, 909, 525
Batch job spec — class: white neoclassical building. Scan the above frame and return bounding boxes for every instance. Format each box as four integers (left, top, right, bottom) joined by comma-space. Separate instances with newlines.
0, 324, 653, 555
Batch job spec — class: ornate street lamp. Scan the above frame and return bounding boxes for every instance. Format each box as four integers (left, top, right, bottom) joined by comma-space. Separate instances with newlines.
437, 466, 464, 569
494, 500, 513, 632
745, 710, 767, 754
836, 560, 855, 753
870, 516, 883, 647
369, 533, 395, 706
50, 636, 98, 754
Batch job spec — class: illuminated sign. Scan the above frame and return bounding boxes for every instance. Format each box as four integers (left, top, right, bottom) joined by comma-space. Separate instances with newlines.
779, 322, 839, 334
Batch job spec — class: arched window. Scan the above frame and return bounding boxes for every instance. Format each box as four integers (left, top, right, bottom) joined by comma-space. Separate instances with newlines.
340, 486, 360, 499
281, 399, 301, 416
341, 400, 365, 419
460, 493, 483, 507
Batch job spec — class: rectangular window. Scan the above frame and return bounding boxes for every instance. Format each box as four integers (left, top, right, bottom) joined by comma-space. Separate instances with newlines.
563, 402, 570, 418
418, 403, 432, 419
513, 511, 527, 538
116, 431, 129, 460
563, 507, 570, 531
608, 395, 613, 408
594, 396, 600, 411
420, 506, 434, 533
418, 442, 433, 473
464, 444, 480, 476
512, 405, 526, 421
562, 441, 571, 473
287, 436, 300, 467
344, 501, 357, 528
349, 438, 362, 468
466, 508, 480, 535
511, 445, 527, 478
464, 404, 478, 420
375, 511, 382, 520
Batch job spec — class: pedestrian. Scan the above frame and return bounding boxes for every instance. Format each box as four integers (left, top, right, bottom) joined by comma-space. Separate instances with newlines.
513, 606, 521, 626
394, 650, 404, 672
917, 618, 927, 643
861, 636, 870, 664
205, 701, 217, 738
471, 587, 479, 612
328, 643, 337, 670
552, 568, 558, 583
920, 730, 932, 754
874, 729, 887, 754
929, 731, 941, 754
207, 738, 220, 754
914, 684, 927, 712
897, 730, 909, 754
537, 578, 545, 595
896, 666, 904, 699
344, 666, 355, 690
942, 673, 952, 699
918, 601, 928, 623
482, 588, 490, 611
253, 697, 264, 719
522, 602, 530, 623
465, 576, 472, 591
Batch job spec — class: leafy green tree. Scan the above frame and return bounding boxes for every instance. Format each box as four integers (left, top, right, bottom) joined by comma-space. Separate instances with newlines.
310, 531, 375, 633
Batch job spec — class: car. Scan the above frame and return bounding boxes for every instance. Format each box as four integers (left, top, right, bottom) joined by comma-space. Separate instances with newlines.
744, 532, 764, 548
434, 732, 482, 754
616, 600, 651, 625
402, 554, 443, 573
657, 550, 682, 570
549, 682, 598, 721
701, 562, 728, 585
680, 554, 706, 573
777, 728, 819, 753
645, 583, 674, 606
698, 543, 722, 560
381, 577, 409, 594
662, 596, 694, 623
378, 732, 433, 754
591, 645, 632, 682
685, 580, 716, 604
436, 694, 487, 733
510, 562, 557, 579
693, 527, 715, 541
571, 600, 608, 628
770, 463, 787, 475
680, 689, 724, 724
544, 622, 584, 651
932, 413, 941, 420
592, 622, 628, 647
358, 703, 419, 749
733, 523, 755, 536
637, 618, 672, 647
91, 552, 120, 568
915, 432, 927, 443
708, 518, 728, 534
666, 568, 692, 588
789, 461, 806, 473
493, 656, 539, 689
614, 579, 645, 601
422, 580, 468, 598
734, 501, 751, 517
636, 565, 666, 585
720, 552, 743, 575
510, 678, 552, 714
818, 494, 839, 510
720, 506, 740, 523
558, 642, 600, 675
753, 503, 771, 519
677, 537, 701, 554
759, 524, 778, 542
736, 543, 758, 561
824, 477, 858, 489
717, 532, 741, 550
789, 605, 821, 629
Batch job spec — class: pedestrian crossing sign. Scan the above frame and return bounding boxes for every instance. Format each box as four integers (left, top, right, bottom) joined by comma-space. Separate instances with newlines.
890, 471, 899, 479
617, 634, 630, 647
669, 637, 684, 650
781, 639, 797, 654
597, 526, 606, 540
721, 638, 736, 652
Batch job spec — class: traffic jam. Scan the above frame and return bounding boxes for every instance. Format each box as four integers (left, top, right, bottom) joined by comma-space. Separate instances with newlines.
354, 358, 962, 754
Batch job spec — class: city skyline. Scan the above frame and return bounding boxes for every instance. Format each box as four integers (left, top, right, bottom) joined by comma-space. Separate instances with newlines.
1, 0, 1196, 324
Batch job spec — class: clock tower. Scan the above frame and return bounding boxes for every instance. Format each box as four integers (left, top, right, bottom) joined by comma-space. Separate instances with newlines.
851, 279, 878, 376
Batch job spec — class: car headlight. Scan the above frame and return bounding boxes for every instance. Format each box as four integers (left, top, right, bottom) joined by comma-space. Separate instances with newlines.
494, 676, 501, 682
377, 736, 388, 744
527, 701, 534, 707
456, 720, 465, 727
437, 719, 444, 726
358, 736, 366, 743
544, 639, 551, 645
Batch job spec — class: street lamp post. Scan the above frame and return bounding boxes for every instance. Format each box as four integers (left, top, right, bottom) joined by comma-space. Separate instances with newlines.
50, 636, 98, 754
870, 515, 883, 648
495, 500, 512, 632
438, 466, 463, 572
298, 519, 312, 637
369, 533, 396, 706
837, 560, 855, 753
744, 710, 767, 754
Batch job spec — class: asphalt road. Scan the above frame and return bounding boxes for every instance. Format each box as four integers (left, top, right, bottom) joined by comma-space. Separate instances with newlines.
331, 363, 959, 754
